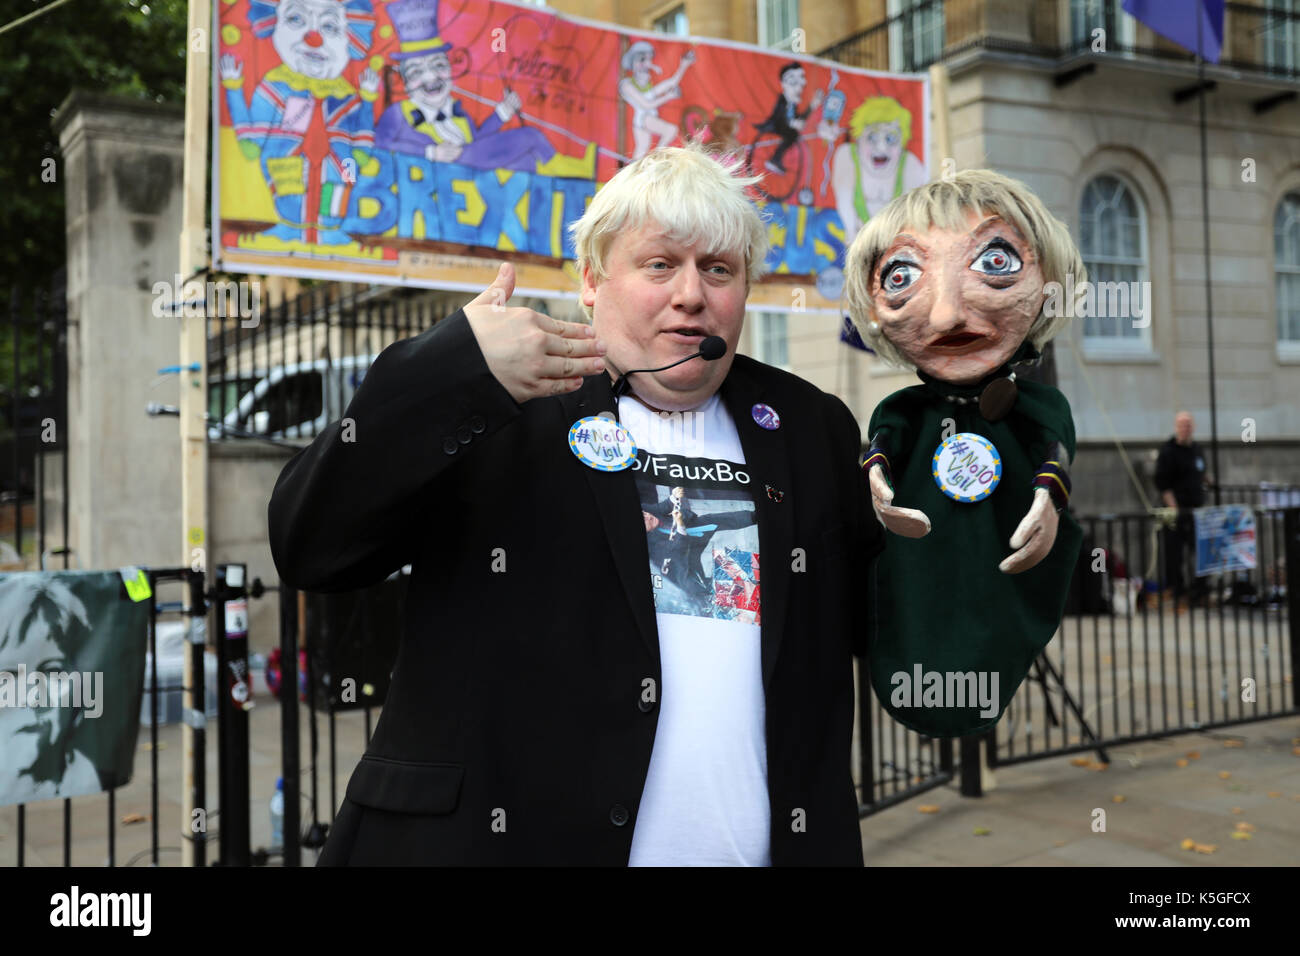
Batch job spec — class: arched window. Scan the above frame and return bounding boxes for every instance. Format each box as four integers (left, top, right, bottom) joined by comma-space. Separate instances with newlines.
1276, 191, 1300, 349
1078, 174, 1151, 350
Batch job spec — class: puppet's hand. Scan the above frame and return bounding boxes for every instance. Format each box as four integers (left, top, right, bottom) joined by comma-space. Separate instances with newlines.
868, 463, 931, 538
999, 487, 1059, 574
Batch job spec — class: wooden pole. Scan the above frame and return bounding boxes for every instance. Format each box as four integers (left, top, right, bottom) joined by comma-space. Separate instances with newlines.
179, 0, 212, 868
928, 61, 952, 179
1195, 15, 1221, 504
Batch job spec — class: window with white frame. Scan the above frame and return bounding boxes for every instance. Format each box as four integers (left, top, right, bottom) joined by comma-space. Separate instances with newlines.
754, 312, 790, 368
758, 0, 800, 49
1260, 0, 1300, 73
1078, 174, 1152, 350
1068, 0, 1136, 55
887, 0, 944, 71
652, 5, 689, 36
1277, 191, 1300, 349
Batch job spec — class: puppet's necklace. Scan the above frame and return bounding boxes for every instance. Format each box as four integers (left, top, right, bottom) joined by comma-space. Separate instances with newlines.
936, 371, 1018, 422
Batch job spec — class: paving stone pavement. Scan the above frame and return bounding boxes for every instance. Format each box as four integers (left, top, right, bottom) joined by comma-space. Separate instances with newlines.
860, 716, 1300, 866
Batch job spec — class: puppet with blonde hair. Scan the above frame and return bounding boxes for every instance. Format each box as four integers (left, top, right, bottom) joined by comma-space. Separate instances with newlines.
843, 169, 1085, 738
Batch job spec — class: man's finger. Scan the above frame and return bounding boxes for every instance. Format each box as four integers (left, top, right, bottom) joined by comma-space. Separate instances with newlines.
535, 354, 605, 381
541, 315, 598, 339
467, 262, 515, 310
542, 330, 604, 358
549, 377, 583, 395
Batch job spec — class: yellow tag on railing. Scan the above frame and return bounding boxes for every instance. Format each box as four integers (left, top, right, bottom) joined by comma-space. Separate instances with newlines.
119, 566, 152, 602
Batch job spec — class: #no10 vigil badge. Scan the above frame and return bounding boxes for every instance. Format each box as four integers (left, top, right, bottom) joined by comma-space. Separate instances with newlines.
569, 416, 638, 472
933, 432, 1001, 502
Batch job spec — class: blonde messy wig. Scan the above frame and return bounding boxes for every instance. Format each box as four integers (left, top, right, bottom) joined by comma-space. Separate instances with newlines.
842, 168, 1086, 369
569, 141, 770, 316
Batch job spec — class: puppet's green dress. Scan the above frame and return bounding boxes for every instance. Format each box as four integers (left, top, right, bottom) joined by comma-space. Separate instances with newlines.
867, 371, 1083, 738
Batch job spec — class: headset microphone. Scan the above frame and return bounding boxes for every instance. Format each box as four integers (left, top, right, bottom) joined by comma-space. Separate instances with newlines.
610, 335, 726, 398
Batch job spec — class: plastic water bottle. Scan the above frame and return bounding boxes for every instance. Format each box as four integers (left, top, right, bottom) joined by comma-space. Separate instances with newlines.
270, 777, 284, 851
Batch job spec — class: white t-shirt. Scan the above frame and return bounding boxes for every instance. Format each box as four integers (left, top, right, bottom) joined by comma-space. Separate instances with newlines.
618, 392, 770, 867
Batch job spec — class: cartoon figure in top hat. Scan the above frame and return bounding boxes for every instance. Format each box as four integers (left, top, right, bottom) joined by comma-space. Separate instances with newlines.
618, 40, 695, 160
219, 0, 380, 247
843, 169, 1086, 738
374, 0, 596, 178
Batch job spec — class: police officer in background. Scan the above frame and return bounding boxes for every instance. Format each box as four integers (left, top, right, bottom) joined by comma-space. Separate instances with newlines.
1154, 410, 1213, 605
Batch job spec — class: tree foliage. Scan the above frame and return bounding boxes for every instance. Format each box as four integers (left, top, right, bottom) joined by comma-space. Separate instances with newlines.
0, 0, 188, 295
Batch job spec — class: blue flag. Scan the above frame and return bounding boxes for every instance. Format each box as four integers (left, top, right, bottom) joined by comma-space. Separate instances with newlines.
839, 313, 873, 353
1121, 0, 1224, 63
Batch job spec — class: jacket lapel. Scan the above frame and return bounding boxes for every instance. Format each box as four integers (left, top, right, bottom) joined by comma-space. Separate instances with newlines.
720, 361, 794, 690
558, 375, 660, 668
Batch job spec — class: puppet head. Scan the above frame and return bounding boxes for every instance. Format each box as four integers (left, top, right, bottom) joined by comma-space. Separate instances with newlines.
843, 169, 1085, 385
249, 0, 375, 79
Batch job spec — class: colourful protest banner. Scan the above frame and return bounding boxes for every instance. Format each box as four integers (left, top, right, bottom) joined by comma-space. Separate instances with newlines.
213, 0, 929, 311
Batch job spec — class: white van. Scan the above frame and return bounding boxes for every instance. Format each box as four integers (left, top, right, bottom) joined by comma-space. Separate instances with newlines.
208, 355, 377, 441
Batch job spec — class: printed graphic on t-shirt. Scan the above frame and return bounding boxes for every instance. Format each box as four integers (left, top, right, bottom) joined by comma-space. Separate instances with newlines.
632, 450, 760, 624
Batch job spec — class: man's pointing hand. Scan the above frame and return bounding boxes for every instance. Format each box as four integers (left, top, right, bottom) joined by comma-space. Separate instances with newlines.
464, 262, 607, 404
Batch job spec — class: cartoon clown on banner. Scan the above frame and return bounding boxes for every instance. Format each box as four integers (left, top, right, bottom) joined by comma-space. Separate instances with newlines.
219, 0, 379, 248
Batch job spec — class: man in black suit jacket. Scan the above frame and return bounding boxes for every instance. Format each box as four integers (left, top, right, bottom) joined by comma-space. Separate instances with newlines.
268, 143, 883, 865
755, 61, 824, 175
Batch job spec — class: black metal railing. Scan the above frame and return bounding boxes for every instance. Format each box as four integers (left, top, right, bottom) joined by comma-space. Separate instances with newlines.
1217, 482, 1300, 508
857, 656, 955, 814
991, 505, 1298, 768
206, 283, 468, 444
3, 272, 67, 572
820, 0, 1300, 85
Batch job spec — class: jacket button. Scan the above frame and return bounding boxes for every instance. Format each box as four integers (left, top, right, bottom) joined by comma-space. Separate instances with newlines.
456, 424, 473, 444
609, 804, 630, 827
469, 415, 486, 434
442, 437, 458, 455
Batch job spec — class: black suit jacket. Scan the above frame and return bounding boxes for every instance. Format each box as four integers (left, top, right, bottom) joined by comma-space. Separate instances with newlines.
268, 308, 884, 865
757, 94, 810, 139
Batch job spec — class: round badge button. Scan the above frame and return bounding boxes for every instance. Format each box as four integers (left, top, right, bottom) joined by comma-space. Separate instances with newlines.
568, 416, 638, 472
751, 403, 781, 430
932, 432, 1001, 502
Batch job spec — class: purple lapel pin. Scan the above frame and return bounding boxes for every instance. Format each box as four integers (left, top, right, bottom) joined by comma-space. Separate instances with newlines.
751, 403, 780, 430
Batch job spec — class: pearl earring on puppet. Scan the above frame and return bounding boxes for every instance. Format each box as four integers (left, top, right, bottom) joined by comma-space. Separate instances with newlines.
868, 320, 880, 334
